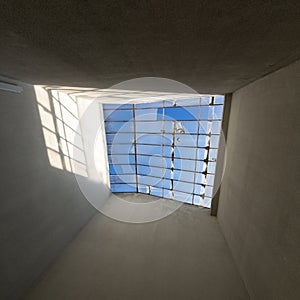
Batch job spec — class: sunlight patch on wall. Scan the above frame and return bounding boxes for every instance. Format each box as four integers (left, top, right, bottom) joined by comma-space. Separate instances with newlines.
34, 86, 88, 177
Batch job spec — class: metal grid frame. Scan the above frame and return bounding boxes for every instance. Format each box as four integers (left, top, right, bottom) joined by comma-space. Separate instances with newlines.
103, 96, 224, 207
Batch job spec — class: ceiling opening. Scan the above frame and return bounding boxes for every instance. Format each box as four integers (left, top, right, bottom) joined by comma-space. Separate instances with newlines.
103, 96, 224, 208
34, 83, 226, 211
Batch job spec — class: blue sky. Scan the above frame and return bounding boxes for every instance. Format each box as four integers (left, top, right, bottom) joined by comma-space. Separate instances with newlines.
103, 97, 224, 207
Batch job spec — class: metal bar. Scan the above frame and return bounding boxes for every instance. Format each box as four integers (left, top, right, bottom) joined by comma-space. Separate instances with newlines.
132, 104, 139, 192
104, 118, 223, 123
108, 153, 219, 162
161, 107, 166, 198
111, 183, 213, 195
103, 104, 223, 111
110, 162, 217, 174
191, 97, 201, 204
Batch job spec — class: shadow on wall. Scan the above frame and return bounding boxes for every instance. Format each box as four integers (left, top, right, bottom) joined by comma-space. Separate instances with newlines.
34, 86, 88, 177
0, 83, 99, 300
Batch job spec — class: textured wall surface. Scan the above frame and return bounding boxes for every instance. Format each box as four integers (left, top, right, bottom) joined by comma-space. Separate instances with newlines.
0, 82, 95, 299
218, 61, 300, 299
26, 196, 250, 300
0, 1, 299, 92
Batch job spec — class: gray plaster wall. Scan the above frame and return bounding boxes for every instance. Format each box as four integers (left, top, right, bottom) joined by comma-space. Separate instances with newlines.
1, 1, 300, 93
0, 82, 96, 299
218, 60, 300, 299
26, 198, 250, 300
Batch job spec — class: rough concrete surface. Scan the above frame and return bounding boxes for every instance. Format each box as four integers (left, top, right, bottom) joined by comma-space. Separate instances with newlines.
218, 60, 300, 300
0, 83, 96, 300
0, 1, 299, 93
26, 200, 250, 300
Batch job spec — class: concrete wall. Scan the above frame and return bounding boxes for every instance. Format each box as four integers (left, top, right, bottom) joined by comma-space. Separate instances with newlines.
77, 99, 109, 185
218, 60, 300, 299
0, 82, 96, 299
26, 201, 250, 300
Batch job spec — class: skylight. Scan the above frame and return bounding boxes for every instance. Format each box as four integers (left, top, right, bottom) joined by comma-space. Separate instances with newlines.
103, 96, 224, 208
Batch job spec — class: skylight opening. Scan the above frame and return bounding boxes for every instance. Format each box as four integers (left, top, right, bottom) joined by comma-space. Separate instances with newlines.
103, 96, 224, 208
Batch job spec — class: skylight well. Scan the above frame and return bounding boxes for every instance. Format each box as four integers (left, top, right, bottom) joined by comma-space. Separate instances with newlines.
103, 96, 224, 208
